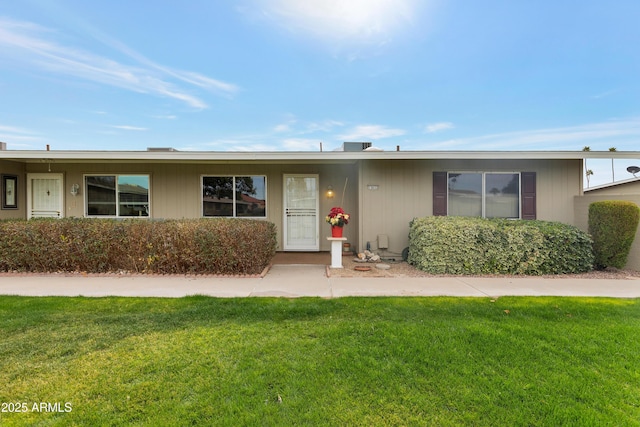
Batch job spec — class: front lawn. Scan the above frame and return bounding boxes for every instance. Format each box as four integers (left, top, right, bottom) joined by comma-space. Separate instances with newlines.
0, 297, 638, 426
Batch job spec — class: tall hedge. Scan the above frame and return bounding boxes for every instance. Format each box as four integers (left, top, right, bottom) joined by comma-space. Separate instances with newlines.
408, 217, 594, 275
0, 218, 277, 274
588, 201, 640, 269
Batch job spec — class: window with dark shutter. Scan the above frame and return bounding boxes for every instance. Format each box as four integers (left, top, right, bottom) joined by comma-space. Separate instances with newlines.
434, 171, 537, 219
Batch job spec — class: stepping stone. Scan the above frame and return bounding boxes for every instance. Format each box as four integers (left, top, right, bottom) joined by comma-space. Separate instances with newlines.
375, 263, 391, 270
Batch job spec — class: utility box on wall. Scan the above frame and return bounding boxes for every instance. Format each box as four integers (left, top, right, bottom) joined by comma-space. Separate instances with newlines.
377, 234, 389, 249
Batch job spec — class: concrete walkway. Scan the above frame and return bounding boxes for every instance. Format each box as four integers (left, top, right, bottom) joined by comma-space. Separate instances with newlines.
1, 264, 640, 298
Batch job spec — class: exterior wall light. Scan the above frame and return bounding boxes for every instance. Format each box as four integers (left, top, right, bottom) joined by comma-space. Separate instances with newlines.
70, 184, 80, 196
326, 185, 335, 199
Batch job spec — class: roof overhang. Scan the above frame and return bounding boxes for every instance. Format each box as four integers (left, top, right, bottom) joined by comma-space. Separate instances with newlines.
585, 175, 640, 192
1, 150, 640, 164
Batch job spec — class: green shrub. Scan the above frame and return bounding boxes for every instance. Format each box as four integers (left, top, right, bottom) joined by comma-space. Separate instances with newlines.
408, 217, 594, 275
0, 218, 277, 275
589, 200, 640, 269
526, 220, 595, 274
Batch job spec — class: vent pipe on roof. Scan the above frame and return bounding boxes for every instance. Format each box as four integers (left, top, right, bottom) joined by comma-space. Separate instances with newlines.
0, 141, 6, 150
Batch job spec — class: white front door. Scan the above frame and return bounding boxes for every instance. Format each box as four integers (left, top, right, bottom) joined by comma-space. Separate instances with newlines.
283, 174, 319, 251
27, 174, 64, 219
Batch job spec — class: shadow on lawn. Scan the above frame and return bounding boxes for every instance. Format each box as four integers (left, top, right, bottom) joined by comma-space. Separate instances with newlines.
3, 295, 636, 336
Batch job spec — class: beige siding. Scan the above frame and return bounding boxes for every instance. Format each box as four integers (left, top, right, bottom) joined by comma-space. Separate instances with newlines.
16, 157, 584, 255
585, 179, 640, 196
359, 159, 583, 256
574, 195, 640, 271
358, 159, 431, 255
25, 161, 359, 252
0, 160, 26, 219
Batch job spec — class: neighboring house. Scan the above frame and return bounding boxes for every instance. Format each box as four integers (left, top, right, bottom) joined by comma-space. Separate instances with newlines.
1, 145, 639, 269
575, 177, 640, 271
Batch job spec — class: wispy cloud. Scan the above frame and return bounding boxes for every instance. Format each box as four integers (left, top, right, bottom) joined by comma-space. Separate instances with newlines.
340, 124, 406, 141
216, 117, 345, 151
273, 117, 344, 135
202, 133, 282, 152
591, 89, 618, 100
0, 124, 33, 134
273, 124, 291, 132
245, 0, 419, 55
201, 127, 326, 152
305, 120, 344, 133
282, 138, 322, 151
0, 17, 238, 109
425, 119, 640, 151
425, 122, 454, 133
0, 124, 42, 144
111, 125, 148, 131
176, 71, 238, 95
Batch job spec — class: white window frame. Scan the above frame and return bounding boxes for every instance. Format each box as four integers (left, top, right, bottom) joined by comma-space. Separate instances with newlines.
447, 172, 521, 219
201, 175, 267, 218
84, 174, 151, 218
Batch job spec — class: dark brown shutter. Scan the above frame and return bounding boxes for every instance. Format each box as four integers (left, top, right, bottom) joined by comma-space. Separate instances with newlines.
433, 171, 447, 216
521, 172, 536, 220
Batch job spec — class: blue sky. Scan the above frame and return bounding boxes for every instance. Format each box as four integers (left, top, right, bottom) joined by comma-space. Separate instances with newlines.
1, 1, 639, 186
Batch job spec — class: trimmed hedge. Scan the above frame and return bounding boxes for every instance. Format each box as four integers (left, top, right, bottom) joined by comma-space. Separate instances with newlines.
589, 201, 640, 269
0, 218, 277, 274
408, 217, 594, 275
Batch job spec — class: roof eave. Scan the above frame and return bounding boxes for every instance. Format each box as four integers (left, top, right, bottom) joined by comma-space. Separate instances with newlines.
1, 150, 640, 163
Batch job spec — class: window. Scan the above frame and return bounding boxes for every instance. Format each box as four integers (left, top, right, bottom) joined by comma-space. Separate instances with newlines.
2, 175, 18, 209
202, 176, 266, 217
86, 175, 150, 217
447, 172, 520, 219
433, 171, 536, 219
447, 173, 483, 217
485, 173, 520, 218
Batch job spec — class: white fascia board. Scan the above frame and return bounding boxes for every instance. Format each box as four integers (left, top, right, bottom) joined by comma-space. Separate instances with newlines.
585, 176, 640, 192
2, 150, 640, 163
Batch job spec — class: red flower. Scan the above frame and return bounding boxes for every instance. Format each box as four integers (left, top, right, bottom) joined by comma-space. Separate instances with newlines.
326, 207, 350, 226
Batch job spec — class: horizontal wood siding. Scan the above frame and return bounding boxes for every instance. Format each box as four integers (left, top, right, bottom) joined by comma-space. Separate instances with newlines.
360, 159, 582, 255
16, 157, 583, 255
24, 162, 359, 252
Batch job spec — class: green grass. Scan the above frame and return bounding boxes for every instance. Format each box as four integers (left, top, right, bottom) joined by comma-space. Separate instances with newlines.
0, 296, 639, 426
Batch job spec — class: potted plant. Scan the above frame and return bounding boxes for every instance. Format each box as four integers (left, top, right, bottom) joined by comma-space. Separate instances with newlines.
326, 207, 350, 237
